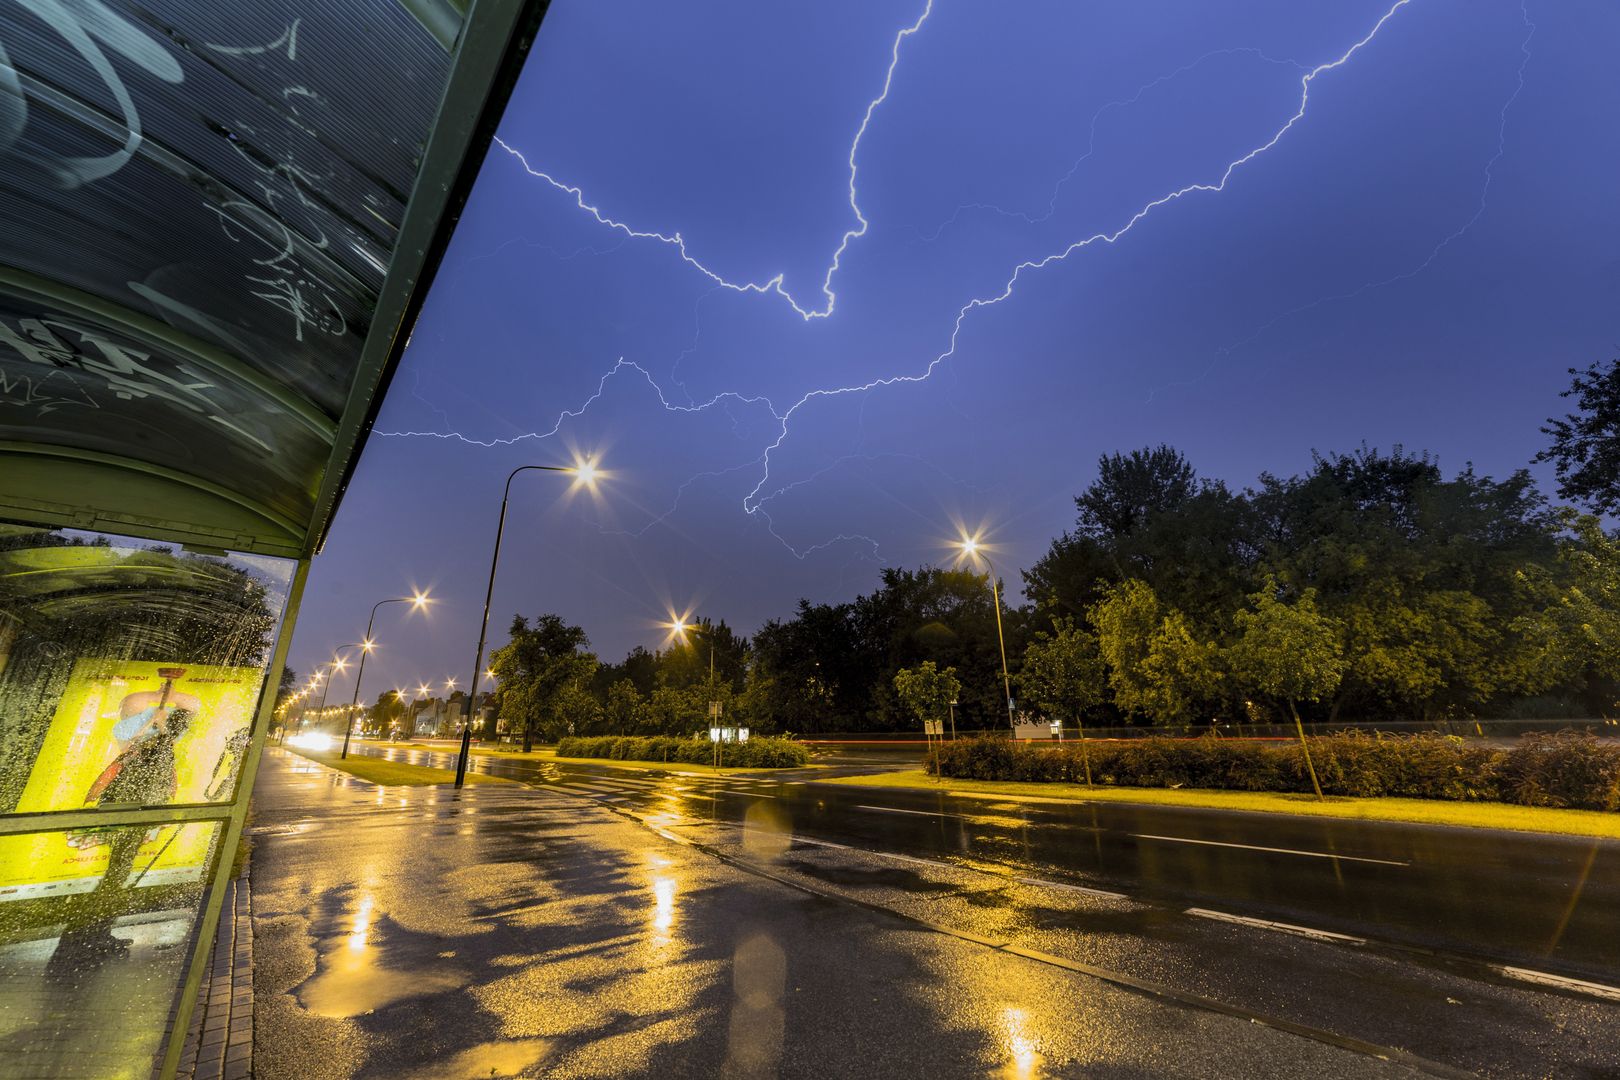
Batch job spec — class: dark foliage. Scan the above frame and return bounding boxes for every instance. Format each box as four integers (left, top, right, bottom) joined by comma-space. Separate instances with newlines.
1539, 357, 1620, 516
927, 732, 1620, 810
557, 734, 809, 768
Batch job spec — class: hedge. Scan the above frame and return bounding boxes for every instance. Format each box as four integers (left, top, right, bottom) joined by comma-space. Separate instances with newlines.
925, 731, 1620, 811
557, 734, 810, 768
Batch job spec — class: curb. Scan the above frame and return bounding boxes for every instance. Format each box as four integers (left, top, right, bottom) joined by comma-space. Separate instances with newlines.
175, 870, 254, 1080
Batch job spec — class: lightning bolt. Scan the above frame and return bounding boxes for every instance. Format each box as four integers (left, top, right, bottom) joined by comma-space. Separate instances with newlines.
912, 46, 1307, 244
490, 0, 934, 322
740, 0, 1416, 514
387, 0, 1422, 558
1153, 0, 1536, 401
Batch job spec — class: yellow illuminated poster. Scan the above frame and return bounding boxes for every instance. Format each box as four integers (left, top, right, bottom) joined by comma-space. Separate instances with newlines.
0, 658, 261, 901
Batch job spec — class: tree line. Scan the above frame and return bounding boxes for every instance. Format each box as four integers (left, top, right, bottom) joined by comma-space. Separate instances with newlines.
448, 359, 1620, 739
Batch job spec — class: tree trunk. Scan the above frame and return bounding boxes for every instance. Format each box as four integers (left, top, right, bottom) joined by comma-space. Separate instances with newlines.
522, 717, 533, 754
1327, 694, 1343, 727
1075, 712, 1093, 786
1290, 699, 1324, 801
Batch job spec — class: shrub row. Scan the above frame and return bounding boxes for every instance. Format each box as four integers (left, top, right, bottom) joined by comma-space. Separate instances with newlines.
557, 734, 810, 768
926, 731, 1620, 811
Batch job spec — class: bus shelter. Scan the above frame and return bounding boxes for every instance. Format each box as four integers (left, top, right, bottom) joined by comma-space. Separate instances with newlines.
0, 2, 545, 1075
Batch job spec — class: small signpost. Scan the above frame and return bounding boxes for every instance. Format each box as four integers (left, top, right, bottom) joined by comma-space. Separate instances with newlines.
706, 708, 747, 766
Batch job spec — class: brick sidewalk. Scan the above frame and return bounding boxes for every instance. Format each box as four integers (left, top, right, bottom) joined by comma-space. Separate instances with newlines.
174, 872, 254, 1080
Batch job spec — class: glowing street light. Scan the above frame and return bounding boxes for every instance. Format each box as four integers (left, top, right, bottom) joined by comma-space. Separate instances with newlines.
308, 644, 369, 734
954, 533, 1016, 735
340, 592, 433, 759
665, 612, 723, 730
455, 455, 606, 787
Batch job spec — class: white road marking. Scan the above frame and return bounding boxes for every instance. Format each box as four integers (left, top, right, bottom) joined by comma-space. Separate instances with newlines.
1496, 966, 1620, 1001
854, 804, 957, 818
786, 834, 951, 869
1016, 877, 1129, 901
1185, 907, 1366, 944
1132, 834, 1408, 867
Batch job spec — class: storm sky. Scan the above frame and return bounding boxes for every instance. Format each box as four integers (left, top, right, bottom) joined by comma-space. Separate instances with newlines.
289, 0, 1620, 696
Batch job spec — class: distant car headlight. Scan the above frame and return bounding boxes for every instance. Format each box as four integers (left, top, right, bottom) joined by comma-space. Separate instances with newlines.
287, 732, 333, 752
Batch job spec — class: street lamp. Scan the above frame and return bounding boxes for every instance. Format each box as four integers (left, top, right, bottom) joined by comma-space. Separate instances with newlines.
666, 614, 719, 701
341, 592, 431, 759
310, 643, 369, 737
955, 534, 1016, 735
456, 456, 603, 788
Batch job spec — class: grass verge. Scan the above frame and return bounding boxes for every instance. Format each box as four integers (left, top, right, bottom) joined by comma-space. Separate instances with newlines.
286, 747, 511, 786
536, 747, 809, 776
819, 770, 1620, 839
402, 742, 824, 776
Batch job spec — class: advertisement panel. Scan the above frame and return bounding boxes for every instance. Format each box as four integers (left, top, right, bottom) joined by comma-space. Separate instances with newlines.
0, 658, 261, 901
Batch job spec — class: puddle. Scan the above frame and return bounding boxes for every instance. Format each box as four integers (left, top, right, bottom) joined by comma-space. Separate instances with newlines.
298, 954, 465, 1017
295, 903, 465, 1017
396, 1038, 553, 1079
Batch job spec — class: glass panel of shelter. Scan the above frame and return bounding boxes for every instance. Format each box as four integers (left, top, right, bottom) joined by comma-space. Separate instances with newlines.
0, 521, 291, 1077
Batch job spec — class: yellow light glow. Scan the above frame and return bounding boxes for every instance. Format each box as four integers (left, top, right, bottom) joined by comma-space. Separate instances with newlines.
411, 590, 431, 608
332, 658, 348, 673
361, 639, 375, 653
418, 685, 431, 696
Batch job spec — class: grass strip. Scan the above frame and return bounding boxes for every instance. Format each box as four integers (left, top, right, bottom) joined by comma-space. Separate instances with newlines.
399, 742, 823, 776
287, 747, 511, 787
819, 770, 1620, 839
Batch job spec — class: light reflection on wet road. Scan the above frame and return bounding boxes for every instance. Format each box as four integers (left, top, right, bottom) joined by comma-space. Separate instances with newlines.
252, 746, 1620, 1077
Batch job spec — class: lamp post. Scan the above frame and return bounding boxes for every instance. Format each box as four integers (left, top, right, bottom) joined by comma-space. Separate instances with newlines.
956, 536, 1016, 735
341, 592, 430, 759
666, 616, 717, 696
311, 644, 368, 733
456, 458, 600, 788
668, 615, 727, 764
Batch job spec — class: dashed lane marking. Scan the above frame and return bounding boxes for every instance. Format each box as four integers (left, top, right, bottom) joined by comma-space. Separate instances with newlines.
1016, 877, 1129, 901
1132, 834, 1408, 867
1185, 907, 1366, 944
853, 804, 959, 818
1495, 966, 1620, 1002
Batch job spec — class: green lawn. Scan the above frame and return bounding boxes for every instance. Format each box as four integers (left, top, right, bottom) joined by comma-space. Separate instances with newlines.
286, 747, 512, 787
819, 770, 1620, 839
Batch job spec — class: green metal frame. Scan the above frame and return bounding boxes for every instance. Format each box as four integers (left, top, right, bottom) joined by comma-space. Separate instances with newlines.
156, 556, 309, 1079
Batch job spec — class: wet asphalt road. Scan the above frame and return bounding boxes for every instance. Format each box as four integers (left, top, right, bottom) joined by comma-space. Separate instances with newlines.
252, 745, 1620, 1078
365, 740, 1620, 978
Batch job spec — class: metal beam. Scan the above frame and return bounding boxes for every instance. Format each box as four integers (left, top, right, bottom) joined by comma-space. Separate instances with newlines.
0, 803, 231, 837
0, 443, 304, 540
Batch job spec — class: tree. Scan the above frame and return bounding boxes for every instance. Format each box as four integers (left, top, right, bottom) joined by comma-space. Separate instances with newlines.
891, 661, 961, 735
488, 614, 598, 750
553, 682, 604, 737
1229, 583, 1345, 799
1019, 618, 1106, 782
603, 679, 642, 735
1077, 445, 1198, 542
367, 689, 405, 735
1140, 611, 1225, 724
1539, 356, 1620, 515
